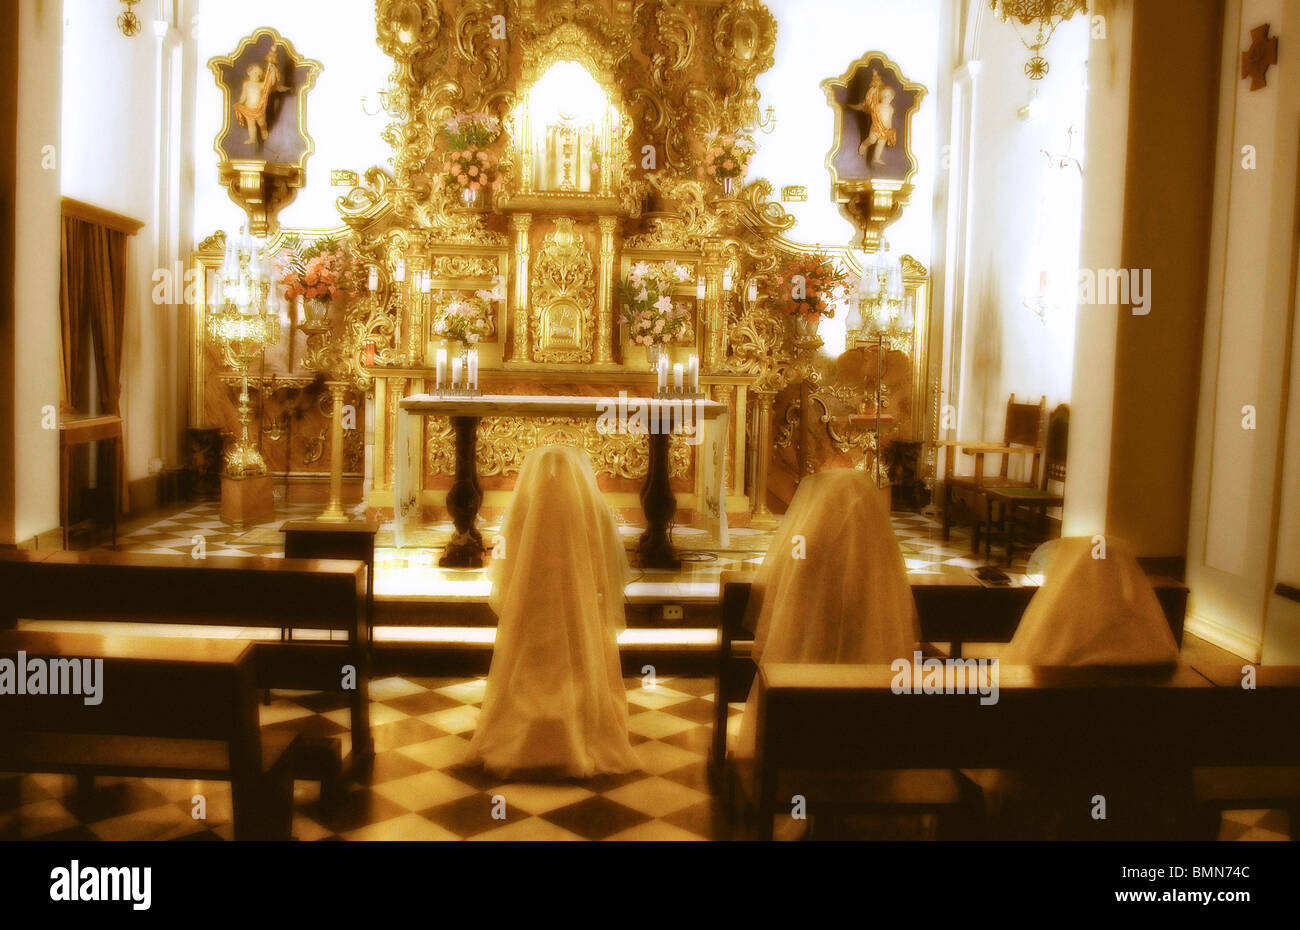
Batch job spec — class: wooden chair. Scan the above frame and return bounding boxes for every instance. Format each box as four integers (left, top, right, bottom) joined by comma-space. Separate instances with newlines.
983, 403, 1069, 564
938, 394, 1046, 552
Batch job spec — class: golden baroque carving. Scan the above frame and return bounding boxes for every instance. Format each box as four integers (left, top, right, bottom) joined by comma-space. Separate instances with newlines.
530, 217, 596, 363
426, 414, 691, 479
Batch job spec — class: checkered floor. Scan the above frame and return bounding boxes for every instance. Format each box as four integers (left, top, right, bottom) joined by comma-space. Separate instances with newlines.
110, 499, 1026, 590
0, 673, 734, 841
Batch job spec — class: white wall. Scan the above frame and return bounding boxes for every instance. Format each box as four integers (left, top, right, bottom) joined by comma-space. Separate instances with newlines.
951, 8, 1089, 462
752, 0, 941, 355
191, 0, 393, 240
61, 0, 187, 487
11, 0, 63, 543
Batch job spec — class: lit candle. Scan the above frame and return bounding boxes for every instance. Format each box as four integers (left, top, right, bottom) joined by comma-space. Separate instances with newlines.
688, 354, 699, 392
747, 278, 759, 303
395, 257, 406, 282
696, 276, 706, 301
435, 348, 447, 389
451, 355, 463, 388
673, 362, 684, 392
656, 354, 668, 393
467, 347, 479, 389
420, 269, 431, 293
368, 265, 379, 291
722, 267, 733, 291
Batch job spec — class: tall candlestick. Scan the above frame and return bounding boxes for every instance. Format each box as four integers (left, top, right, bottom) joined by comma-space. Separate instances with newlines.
696, 276, 706, 301
688, 354, 699, 392
673, 362, 684, 392
395, 257, 406, 282
722, 267, 734, 291
435, 348, 447, 389
747, 278, 759, 303
467, 347, 479, 389
451, 355, 463, 388
656, 354, 668, 392
420, 269, 431, 293
367, 265, 379, 291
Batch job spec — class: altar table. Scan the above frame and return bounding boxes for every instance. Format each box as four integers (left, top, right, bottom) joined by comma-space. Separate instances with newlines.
395, 393, 729, 568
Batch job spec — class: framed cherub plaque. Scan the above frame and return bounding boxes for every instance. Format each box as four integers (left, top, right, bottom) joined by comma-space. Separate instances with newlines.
822, 52, 926, 251
209, 28, 321, 235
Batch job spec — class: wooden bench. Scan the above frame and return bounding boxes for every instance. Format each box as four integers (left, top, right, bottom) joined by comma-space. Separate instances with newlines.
0, 549, 373, 774
739, 662, 1300, 840
710, 569, 1189, 779
0, 630, 297, 840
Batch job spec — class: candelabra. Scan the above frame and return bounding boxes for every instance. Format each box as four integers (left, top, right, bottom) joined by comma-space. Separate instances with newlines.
208, 228, 281, 477
849, 241, 914, 487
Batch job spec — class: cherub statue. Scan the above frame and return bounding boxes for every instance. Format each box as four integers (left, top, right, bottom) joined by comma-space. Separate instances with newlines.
234, 46, 290, 147
849, 69, 897, 168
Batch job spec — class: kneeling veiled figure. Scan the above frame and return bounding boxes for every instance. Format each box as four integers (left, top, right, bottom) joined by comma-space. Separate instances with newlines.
975, 536, 1206, 839
468, 445, 637, 778
735, 468, 920, 759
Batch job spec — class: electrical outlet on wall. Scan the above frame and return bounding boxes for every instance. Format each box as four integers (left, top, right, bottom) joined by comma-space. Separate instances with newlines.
663, 604, 684, 620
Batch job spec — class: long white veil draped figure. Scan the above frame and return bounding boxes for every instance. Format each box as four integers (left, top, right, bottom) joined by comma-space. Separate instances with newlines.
734, 468, 920, 757
1002, 536, 1179, 666
468, 445, 638, 778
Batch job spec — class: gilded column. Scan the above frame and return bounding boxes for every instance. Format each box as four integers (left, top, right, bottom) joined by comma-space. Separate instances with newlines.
510, 213, 532, 362
751, 390, 778, 529
596, 216, 617, 365
702, 240, 724, 371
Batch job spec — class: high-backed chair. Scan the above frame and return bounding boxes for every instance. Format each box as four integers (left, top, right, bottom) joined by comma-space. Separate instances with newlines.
983, 403, 1069, 564
938, 393, 1047, 552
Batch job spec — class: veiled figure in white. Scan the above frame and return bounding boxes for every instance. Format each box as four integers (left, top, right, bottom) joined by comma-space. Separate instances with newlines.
1002, 535, 1180, 666
971, 536, 1197, 838
734, 468, 920, 759
468, 445, 638, 778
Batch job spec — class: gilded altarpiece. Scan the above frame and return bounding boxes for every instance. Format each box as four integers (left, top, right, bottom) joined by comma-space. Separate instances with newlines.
190, 0, 935, 520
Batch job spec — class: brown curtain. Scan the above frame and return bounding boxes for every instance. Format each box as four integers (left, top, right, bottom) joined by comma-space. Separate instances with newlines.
58, 214, 129, 514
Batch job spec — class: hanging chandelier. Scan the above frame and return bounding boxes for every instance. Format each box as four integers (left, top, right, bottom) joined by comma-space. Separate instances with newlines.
989, 0, 1088, 80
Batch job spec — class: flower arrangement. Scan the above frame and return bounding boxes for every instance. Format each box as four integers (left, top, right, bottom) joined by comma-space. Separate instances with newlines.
277, 237, 359, 305
618, 259, 694, 347
702, 131, 756, 183
432, 292, 491, 346
761, 250, 850, 321
436, 111, 504, 199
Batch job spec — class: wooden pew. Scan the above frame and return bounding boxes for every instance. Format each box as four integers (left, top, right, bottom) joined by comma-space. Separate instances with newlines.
710, 569, 1189, 779
0, 549, 373, 772
1192, 663, 1300, 835
0, 630, 297, 840
740, 662, 1300, 840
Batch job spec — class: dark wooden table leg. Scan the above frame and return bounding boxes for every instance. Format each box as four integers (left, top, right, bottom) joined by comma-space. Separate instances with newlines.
440, 415, 485, 568
638, 430, 680, 569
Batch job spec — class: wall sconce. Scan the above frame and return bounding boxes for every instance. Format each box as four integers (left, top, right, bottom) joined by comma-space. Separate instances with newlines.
117, 0, 142, 36
361, 87, 402, 117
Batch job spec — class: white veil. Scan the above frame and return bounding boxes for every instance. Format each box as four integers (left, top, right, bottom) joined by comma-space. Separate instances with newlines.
468, 445, 637, 777
1002, 536, 1179, 666
735, 469, 920, 756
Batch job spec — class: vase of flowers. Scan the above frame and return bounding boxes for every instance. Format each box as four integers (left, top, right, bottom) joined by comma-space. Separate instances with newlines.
618, 260, 693, 363
437, 111, 503, 208
278, 237, 360, 334
702, 130, 755, 196
760, 250, 850, 335
432, 291, 491, 349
